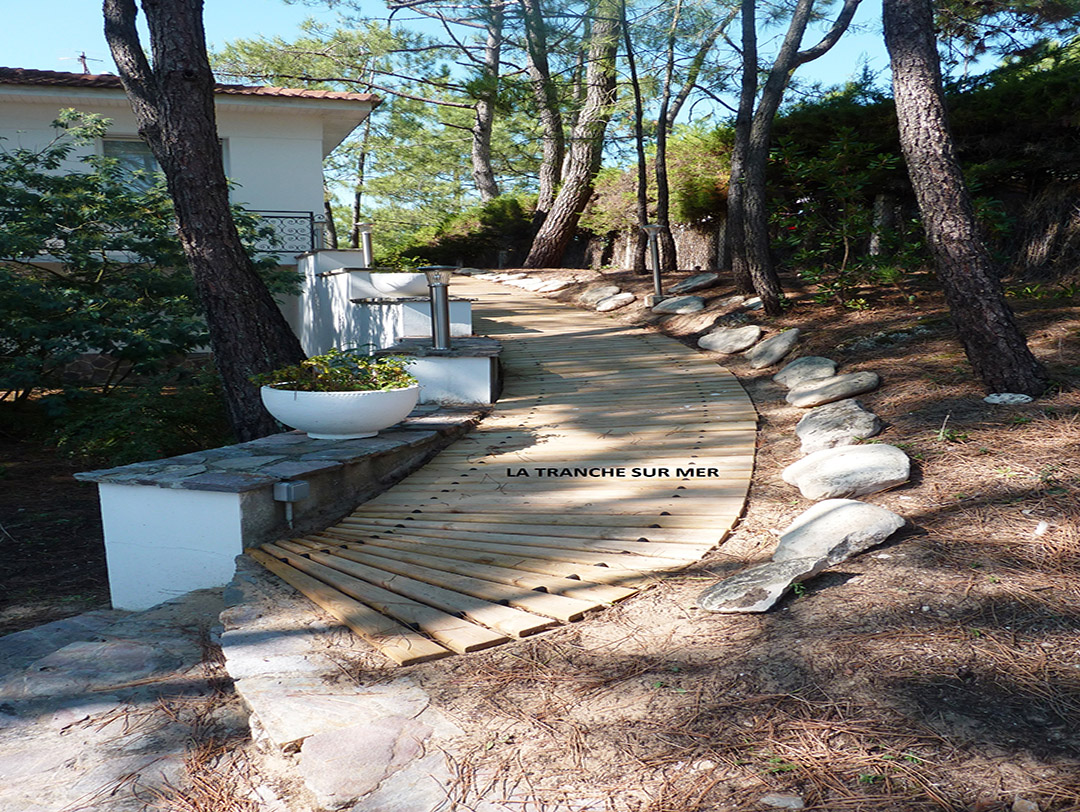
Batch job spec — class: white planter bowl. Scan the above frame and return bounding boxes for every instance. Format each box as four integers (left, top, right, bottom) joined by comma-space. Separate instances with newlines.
369, 272, 431, 297
260, 385, 420, 439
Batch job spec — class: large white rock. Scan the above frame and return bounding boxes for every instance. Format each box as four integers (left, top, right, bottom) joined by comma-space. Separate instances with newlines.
596, 291, 636, 312
745, 328, 800, 369
772, 499, 906, 566
652, 295, 706, 314
696, 558, 823, 613
796, 399, 883, 454
698, 324, 762, 353
782, 444, 910, 500
670, 272, 721, 294
773, 356, 837, 389
786, 371, 880, 408
581, 284, 621, 306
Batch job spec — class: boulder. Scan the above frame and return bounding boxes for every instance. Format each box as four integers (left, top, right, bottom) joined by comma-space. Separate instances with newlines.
596, 292, 636, 312
696, 558, 823, 613
786, 371, 880, 407
698, 324, 762, 353
713, 295, 746, 312
795, 399, 883, 455
745, 328, 800, 369
781, 444, 910, 500
670, 272, 721, 294
537, 279, 570, 293
581, 284, 621, 306
652, 295, 706, 314
772, 499, 906, 567
773, 356, 837, 389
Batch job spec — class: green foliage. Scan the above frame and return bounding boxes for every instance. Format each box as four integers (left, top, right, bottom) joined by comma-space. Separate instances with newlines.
582, 124, 733, 234
47, 370, 234, 466
0, 113, 204, 400
0, 111, 290, 401
771, 129, 914, 305
250, 348, 417, 392
387, 195, 535, 266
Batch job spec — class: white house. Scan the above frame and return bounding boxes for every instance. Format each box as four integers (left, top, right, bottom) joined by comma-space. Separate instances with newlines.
0, 67, 378, 253
0, 67, 383, 341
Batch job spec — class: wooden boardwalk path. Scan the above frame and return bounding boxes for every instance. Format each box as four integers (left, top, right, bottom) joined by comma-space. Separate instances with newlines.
248, 277, 758, 665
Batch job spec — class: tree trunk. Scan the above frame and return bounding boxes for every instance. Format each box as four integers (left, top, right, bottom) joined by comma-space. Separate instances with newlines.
621, 0, 650, 274
349, 117, 371, 249
730, 0, 861, 312
727, 0, 757, 294
104, 0, 307, 441
524, 0, 619, 268
323, 197, 339, 249
471, 0, 503, 203
883, 0, 1047, 395
521, 0, 564, 222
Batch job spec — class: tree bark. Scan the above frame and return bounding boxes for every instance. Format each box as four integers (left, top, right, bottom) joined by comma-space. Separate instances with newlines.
621, 0, 649, 273
727, 0, 757, 294
471, 0, 503, 202
883, 0, 1047, 395
520, 0, 564, 222
103, 0, 307, 440
524, 0, 619, 268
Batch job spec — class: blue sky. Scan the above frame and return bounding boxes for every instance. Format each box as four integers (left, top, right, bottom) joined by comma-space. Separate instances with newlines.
1, 0, 890, 90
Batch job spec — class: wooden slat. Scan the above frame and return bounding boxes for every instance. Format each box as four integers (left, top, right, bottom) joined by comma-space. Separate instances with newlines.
247, 274, 756, 665
291, 541, 604, 623
333, 519, 715, 557
334, 516, 722, 545
246, 547, 451, 666
260, 543, 511, 652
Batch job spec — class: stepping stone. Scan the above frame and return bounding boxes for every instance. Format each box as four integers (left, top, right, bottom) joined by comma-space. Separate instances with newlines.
698, 324, 762, 353
786, 371, 880, 407
662, 310, 722, 334
652, 295, 705, 314
772, 498, 906, 567
596, 292, 636, 312
781, 443, 910, 500
714, 295, 746, 312
745, 328, 800, 369
581, 284, 621, 306
670, 272, 721, 294
742, 296, 764, 310
697, 558, 823, 613
984, 393, 1034, 405
796, 399, 883, 455
537, 279, 570, 292
773, 356, 837, 389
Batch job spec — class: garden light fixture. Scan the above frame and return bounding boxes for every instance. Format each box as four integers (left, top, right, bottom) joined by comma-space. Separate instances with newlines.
421, 265, 456, 350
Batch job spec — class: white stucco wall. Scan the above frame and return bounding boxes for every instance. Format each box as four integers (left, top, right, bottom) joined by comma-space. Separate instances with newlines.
0, 86, 370, 226
98, 483, 244, 611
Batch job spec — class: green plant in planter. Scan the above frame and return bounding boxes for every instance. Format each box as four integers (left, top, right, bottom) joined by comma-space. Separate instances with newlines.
250, 348, 416, 392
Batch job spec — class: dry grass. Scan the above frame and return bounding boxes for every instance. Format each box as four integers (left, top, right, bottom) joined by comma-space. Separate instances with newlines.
404, 271, 1080, 812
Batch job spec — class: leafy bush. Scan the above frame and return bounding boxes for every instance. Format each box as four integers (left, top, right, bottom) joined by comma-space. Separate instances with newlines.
250, 348, 417, 392
385, 195, 535, 266
47, 370, 234, 466
0, 110, 295, 401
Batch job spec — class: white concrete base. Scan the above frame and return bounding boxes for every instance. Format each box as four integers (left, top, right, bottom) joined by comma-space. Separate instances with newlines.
356, 299, 473, 352
99, 483, 243, 611
407, 356, 499, 405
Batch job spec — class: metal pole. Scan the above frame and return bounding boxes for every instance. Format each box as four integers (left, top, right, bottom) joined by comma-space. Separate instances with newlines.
642, 224, 664, 300
421, 266, 455, 350
357, 224, 374, 268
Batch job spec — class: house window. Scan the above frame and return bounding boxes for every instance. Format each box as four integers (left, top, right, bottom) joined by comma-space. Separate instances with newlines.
102, 138, 160, 189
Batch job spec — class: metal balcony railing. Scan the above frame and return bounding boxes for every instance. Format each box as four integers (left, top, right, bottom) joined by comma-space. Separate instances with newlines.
250, 210, 326, 254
